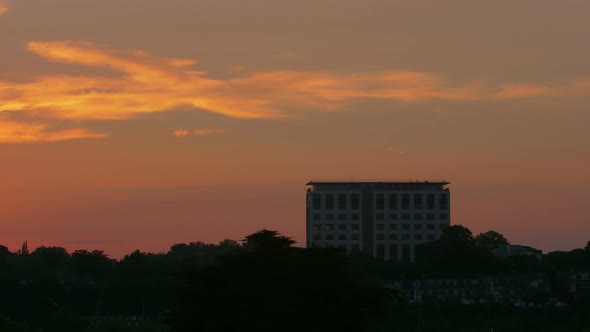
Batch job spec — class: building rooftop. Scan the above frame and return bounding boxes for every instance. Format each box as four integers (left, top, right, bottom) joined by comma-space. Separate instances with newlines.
306, 180, 450, 190
306, 180, 450, 186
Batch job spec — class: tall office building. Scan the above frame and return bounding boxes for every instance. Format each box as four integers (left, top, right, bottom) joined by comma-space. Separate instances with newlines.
306, 181, 450, 261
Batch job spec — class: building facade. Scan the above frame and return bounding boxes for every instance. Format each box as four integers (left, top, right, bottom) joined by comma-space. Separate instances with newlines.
306, 181, 450, 261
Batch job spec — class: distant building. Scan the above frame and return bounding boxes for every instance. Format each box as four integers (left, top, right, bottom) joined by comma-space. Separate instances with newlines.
305, 180, 451, 261
491, 245, 543, 260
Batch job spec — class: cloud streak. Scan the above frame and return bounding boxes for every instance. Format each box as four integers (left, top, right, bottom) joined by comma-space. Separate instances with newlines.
173, 129, 189, 138
173, 128, 226, 138
1, 40, 589, 142
194, 128, 226, 136
0, 119, 107, 143
0, 1, 8, 15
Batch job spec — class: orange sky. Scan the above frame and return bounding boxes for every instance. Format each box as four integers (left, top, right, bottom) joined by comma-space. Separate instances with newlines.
1, 0, 589, 257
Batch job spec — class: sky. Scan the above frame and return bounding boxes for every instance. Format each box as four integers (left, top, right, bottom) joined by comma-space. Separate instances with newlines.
1, 0, 589, 257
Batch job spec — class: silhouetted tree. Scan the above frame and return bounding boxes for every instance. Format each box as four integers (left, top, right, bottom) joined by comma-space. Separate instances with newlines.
19, 241, 29, 255
416, 225, 492, 275
242, 229, 295, 253
0, 245, 9, 266
170, 230, 392, 332
31, 246, 69, 270
474, 230, 510, 251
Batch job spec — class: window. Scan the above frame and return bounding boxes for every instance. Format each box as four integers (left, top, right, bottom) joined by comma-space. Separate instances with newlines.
351, 214, 360, 220
376, 245, 385, 259
388, 193, 398, 209
389, 234, 398, 241
389, 213, 398, 220
439, 193, 448, 210
415, 234, 423, 240
351, 234, 360, 241
338, 234, 347, 241
376, 224, 385, 231
351, 193, 360, 210
325, 194, 334, 210
325, 214, 334, 220
439, 213, 449, 220
376, 193, 385, 210
439, 224, 447, 230
427, 194, 435, 209
402, 214, 411, 220
337, 193, 347, 210
427, 213, 435, 220
325, 224, 334, 231
414, 214, 423, 220
401, 194, 410, 209
376, 214, 385, 220
338, 224, 347, 231
326, 234, 334, 241
376, 234, 385, 240
427, 224, 435, 230
427, 234, 435, 240
402, 224, 410, 230
338, 214, 347, 221
351, 224, 360, 231
313, 234, 321, 241
389, 244, 398, 260
351, 245, 360, 252
312, 193, 322, 210
312, 214, 321, 220
389, 224, 398, 230
414, 194, 423, 209
402, 234, 410, 241
312, 224, 321, 231
414, 224, 423, 230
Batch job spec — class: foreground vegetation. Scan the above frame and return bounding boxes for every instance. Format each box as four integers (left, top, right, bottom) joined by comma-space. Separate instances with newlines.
1, 226, 589, 331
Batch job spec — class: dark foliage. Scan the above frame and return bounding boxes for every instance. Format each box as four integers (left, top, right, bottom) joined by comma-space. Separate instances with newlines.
169, 230, 393, 332
0, 229, 588, 331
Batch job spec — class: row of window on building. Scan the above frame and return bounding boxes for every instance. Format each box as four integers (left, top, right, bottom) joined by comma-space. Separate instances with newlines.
309, 243, 415, 262
312, 223, 445, 231
312, 233, 438, 242
311, 192, 449, 211
311, 213, 449, 221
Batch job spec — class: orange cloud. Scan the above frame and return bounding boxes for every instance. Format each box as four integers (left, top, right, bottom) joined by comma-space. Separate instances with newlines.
0, 1, 7, 15
194, 128, 226, 136
495, 81, 590, 99
173, 128, 226, 137
1, 40, 588, 143
173, 129, 189, 138
0, 119, 107, 143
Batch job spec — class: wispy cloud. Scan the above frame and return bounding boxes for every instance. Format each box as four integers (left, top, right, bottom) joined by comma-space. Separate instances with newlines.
173, 129, 190, 138
494, 81, 590, 99
1, 40, 589, 143
194, 128, 226, 136
173, 128, 226, 138
0, 119, 107, 143
0, 1, 8, 15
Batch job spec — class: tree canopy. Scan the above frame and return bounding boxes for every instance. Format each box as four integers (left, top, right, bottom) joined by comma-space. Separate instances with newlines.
474, 230, 510, 251
169, 230, 392, 332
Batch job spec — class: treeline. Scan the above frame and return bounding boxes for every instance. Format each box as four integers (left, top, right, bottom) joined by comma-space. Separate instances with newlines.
415, 226, 590, 277
0, 227, 589, 332
0, 240, 242, 331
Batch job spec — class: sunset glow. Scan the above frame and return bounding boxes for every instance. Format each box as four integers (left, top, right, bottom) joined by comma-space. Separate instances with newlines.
1, 0, 589, 257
